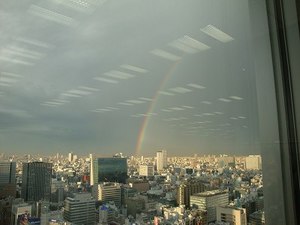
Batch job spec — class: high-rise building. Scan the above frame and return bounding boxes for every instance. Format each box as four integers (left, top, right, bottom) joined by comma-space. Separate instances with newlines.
68, 152, 73, 162
245, 155, 262, 170
177, 179, 210, 208
63, 192, 96, 224
92, 182, 121, 207
139, 164, 154, 177
21, 162, 52, 202
0, 161, 16, 198
190, 190, 229, 223
90, 153, 95, 186
156, 150, 167, 171
92, 157, 127, 184
216, 206, 247, 225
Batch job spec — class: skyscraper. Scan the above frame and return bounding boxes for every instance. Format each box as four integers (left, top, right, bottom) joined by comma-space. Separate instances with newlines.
156, 150, 167, 171
0, 161, 16, 198
92, 157, 127, 184
90, 153, 94, 186
21, 162, 52, 202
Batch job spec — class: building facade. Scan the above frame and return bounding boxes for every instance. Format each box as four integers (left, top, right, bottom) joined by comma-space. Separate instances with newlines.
245, 155, 262, 170
63, 193, 96, 224
0, 161, 16, 198
156, 150, 167, 171
177, 180, 210, 208
216, 206, 247, 225
190, 190, 229, 223
139, 164, 154, 177
21, 162, 52, 202
92, 182, 121, 207
92, 157, 128, 184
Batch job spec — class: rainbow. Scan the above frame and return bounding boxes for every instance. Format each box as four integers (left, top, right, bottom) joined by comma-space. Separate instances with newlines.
134, 59, 182, 156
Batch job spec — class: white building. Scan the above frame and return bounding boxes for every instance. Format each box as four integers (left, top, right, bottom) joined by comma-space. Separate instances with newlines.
156, 150, 167, 171
139, 164, 154, 177
216, 206, 247, 225
245, 155, 262, 170
92, 182, 121, 207
11, 201, 32, 225
63, 193, 95, 224
190, 190, 229, 223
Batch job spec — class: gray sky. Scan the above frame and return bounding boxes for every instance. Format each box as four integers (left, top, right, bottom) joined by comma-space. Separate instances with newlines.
0, 0, 263, 156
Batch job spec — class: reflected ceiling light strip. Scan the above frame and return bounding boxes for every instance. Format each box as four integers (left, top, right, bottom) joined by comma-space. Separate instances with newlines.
150, 49, 181, 61
214, 112, 224, 115
187, 83, 206, 89
180, 36, 210, 51
41, 103, 58, 107
44, 101, 64, 105
0, 83, 12, 87
94, 77, 118, 84
127, 100, 145, 104
120, 64, 148, 73
139, 97, 152, 102
67, 89, 92, 95
118, 102, 133, 106
0, 56, 34, 66
28, 5, 76, 26
202, 101, 211, 105
3, 49, 42, 60
170, 107, 185, 111
0, 77, 18, 83
78, 86, 99, 92
52, 0, 92, 13
53, 99, 70, 103
104, 70, 135, 79
9, 46, 44, 58
182, 105, 194, 109
161, 109, 172, 112
159, 91, 174, 96
169, 87, 192, 94
229, 96, 243, 100
61, 93, 82, 97
202, 112, 215, 116
168, 40, 198, 54
218, 98, 231, 102
201, 25, 234, 43
1, 72, 23, 78
86, 0, 107, 5
106, 107, 119, 110
15, 37, 51, 49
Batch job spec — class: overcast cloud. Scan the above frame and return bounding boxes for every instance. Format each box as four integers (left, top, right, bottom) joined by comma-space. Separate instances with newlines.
0, 0, 263, 156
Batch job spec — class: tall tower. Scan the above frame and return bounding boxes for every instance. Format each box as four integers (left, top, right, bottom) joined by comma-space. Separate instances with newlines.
21, 162, 52, 202
0, 161, 16, 198
156, 150, 167, 171
89, 154, 94, 186
68, 152, 73, 162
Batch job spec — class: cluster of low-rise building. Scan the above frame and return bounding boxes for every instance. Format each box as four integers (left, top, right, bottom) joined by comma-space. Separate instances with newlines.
0, 152, 264, 224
